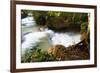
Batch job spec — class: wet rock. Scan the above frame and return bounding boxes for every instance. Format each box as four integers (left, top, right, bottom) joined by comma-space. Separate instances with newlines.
47, 41, 90, 61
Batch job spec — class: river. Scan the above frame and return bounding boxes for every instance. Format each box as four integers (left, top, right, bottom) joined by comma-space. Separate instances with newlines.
21, 16, 81, 55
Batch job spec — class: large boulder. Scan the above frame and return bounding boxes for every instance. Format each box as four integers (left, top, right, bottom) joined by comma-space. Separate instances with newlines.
48, 43, 89, 61
46, 17, 69, 31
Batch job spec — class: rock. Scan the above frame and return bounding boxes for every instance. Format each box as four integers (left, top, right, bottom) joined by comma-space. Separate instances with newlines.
47, 41, 90, 61
48, 45, 67, 60
46, 17, 69, 31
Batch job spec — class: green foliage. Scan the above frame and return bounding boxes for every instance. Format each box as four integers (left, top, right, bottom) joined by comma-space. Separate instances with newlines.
32, 11, 48, 25
21, 10, 88, 32
81, 22, 88, 33
21, 45, 55, 63
21, 10, 34, 18
48, 11, 61, 16
35, 11, 87, 31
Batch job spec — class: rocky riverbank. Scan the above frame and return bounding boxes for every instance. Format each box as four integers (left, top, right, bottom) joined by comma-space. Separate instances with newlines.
48, 39, 90, 61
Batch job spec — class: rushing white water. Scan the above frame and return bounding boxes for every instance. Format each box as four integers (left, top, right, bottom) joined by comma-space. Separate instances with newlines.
21, 30, 54, 55
22, 16, 36, 27
52, 32, 80, 47
21, 17, 81, 55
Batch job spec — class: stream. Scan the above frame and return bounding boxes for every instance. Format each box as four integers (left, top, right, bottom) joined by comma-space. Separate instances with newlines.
21, 16, 81, 55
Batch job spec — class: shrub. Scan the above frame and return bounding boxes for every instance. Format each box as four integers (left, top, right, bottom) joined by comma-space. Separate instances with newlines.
21, 45, 55, 63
